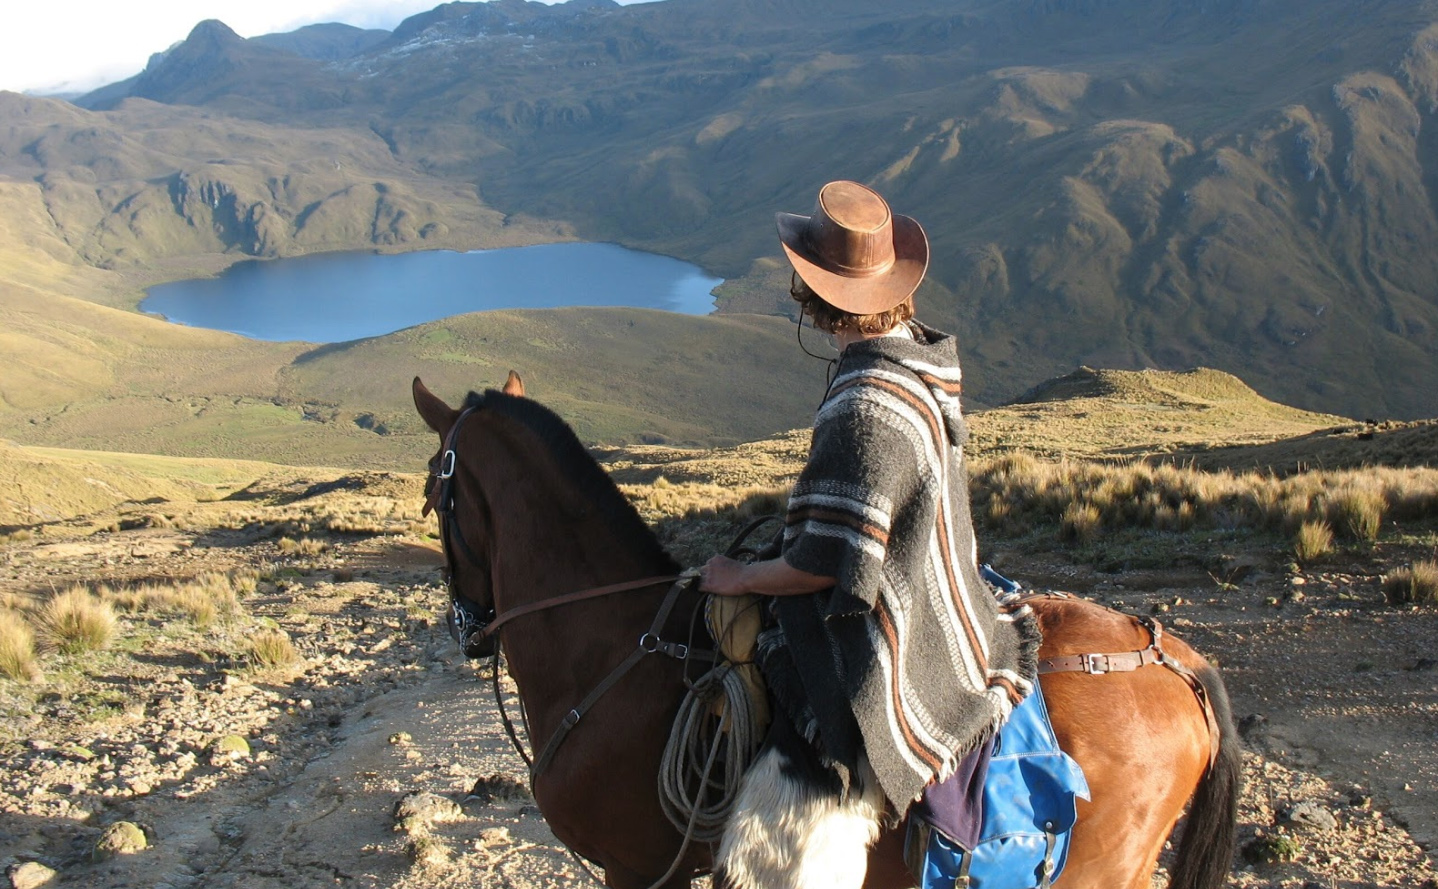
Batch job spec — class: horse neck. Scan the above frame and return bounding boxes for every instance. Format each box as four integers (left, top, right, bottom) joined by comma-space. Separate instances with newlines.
472, 417, 678, 724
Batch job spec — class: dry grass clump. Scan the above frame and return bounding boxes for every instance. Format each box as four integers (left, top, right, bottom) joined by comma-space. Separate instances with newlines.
625, 479, 787, 525
0, 610, 40, 681
1060, 502, 1101, 543
105, 571, 253, 627
37, 588, 116, 654
1293, 520, 1334, 564
1383, 560, 1438, 605
1326, 484, 1385, 542
244, 628, 300, 673
971, 458, 1438, 545
277, 536, 330, 556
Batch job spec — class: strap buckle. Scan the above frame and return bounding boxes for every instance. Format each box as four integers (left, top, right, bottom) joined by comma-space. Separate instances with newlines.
1083, 653, 1109, 674
640, 633, 689, 660
438, 449, 457, 479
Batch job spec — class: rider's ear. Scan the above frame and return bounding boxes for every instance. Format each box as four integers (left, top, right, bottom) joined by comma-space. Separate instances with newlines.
502, 371, 525, 397
413, 377, 459, 436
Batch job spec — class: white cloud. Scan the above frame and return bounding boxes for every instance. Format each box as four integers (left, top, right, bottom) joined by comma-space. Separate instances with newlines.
1, 0, 655, 95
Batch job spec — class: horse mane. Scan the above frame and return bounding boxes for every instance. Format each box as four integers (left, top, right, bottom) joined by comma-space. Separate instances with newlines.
465, 389, 680, 572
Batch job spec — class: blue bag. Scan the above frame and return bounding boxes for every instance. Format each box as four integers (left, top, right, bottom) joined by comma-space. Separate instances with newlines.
904, 683, 1089, 889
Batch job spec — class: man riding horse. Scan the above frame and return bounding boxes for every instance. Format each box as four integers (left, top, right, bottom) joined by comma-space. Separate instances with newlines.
700, 180, 1042, 889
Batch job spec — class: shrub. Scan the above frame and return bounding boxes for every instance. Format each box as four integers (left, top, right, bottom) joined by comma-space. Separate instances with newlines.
245, 629, 299, 672
0, 611, 40, 681
1293, 520, 1334, 564
37, 588, 116, 654
1243, 833, 1302, 864
1383, 560, 1438, 605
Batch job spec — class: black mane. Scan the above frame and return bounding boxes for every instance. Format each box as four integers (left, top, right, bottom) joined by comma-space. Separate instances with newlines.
464, 389, 680, 572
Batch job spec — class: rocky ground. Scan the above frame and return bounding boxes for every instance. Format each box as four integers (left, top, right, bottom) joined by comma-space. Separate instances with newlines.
0, 514, 1435, 888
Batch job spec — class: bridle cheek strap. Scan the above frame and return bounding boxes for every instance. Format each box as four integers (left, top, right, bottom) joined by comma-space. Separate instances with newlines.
429, 404, 494, 653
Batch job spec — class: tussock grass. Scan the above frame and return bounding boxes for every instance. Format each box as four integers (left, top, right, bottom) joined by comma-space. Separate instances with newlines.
1060, 502, 1102, 543
244, 629, 300, 673
1293, 520, 1335, 564
1327, 484, 1384, 542
970, 458, 1438, 545
1383, 560, 1438, 605
37, 588, 116, 654
0, 610, 40, 681
105, 571, 254, 627
277, 536, 330, 556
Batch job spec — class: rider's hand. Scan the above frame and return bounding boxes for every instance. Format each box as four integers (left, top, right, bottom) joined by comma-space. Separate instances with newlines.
699, 555, 749, 597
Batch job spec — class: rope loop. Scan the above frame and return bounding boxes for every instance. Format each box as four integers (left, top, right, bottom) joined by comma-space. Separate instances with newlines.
657, 661, 762, 843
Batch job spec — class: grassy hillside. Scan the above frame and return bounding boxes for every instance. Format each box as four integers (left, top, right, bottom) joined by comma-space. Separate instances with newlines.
0, 440, 290, 529
283, 308, 825, 448
0, 286, 826, 467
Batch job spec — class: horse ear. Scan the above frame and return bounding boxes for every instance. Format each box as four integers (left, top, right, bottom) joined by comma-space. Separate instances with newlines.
412, 377, 459, 436
502, 370, 525, 397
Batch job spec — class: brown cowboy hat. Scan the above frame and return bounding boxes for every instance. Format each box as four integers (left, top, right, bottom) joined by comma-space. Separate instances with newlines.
776, 180, 929, 315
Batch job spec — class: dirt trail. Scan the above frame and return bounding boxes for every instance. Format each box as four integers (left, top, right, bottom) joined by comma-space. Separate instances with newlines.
2, 530, 1436, 888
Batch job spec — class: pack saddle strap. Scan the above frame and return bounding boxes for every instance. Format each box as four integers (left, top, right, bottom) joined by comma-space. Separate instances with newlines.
1033, 606, 1222, 770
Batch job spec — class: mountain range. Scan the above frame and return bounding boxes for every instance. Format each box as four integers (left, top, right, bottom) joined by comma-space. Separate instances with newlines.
5, 0, 1438, 423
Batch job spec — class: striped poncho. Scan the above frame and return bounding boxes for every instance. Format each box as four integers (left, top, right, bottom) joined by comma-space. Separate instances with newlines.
771, 321, 1041, 809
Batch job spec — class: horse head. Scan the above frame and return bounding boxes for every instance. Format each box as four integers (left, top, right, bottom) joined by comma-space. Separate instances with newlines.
412, 372, 525, 659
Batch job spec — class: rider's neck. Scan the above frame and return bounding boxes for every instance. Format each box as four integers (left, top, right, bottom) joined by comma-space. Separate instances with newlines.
835, 322, 911, 352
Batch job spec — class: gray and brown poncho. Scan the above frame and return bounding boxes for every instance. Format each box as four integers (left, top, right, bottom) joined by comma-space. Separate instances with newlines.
768, 321, 1041, 810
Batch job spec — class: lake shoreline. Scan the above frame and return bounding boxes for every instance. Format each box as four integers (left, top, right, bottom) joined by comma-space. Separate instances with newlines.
140, 243, 725, 344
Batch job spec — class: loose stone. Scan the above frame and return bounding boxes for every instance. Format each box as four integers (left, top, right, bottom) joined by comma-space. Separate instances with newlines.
8, 861, 57, 889
93, 821, 148, 861
393, 791, 463, 834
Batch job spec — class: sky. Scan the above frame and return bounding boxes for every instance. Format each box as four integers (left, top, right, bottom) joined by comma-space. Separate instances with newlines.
1, 0, 653, 95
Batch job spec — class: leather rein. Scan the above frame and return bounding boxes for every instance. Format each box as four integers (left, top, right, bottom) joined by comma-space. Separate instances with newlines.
424, 400, 697, 782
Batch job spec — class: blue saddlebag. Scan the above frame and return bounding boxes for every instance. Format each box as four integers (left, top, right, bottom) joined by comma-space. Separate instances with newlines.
904, 684, 1089, 889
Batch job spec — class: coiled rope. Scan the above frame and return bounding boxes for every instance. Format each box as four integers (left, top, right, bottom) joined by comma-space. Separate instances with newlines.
657, 660, 762, 843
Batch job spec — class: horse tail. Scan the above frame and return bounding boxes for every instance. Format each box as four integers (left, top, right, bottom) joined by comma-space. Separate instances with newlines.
1166, 662, 1240, 889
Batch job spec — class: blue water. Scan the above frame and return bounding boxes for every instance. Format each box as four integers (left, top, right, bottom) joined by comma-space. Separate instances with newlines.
141, 243, 721, 343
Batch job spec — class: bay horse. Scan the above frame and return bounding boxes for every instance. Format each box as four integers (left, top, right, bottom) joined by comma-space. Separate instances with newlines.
412, 374, 1239, 889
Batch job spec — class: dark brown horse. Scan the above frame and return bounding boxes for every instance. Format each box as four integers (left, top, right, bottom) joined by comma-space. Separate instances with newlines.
413, 374, 1239, 889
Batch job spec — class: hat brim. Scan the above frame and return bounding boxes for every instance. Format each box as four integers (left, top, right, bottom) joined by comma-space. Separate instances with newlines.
776, 211, 929, 315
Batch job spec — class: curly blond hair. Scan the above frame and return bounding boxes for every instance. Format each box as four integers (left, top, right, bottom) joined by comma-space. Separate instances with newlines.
789, 275, 915, 336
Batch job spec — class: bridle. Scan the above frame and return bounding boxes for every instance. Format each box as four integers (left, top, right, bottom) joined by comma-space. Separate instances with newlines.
424, 402, 495, 657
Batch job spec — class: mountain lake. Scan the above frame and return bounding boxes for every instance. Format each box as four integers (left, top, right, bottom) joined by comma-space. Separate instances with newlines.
140, 243, 722, 343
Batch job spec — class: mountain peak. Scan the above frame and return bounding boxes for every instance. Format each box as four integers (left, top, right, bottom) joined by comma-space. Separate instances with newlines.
185, 19, 245, 48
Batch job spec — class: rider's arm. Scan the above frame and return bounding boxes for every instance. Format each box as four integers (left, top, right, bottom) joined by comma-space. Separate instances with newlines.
699, 554, 835, 597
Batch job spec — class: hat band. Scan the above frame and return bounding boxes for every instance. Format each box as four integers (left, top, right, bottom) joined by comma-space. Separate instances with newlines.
803, 230, 896, 279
